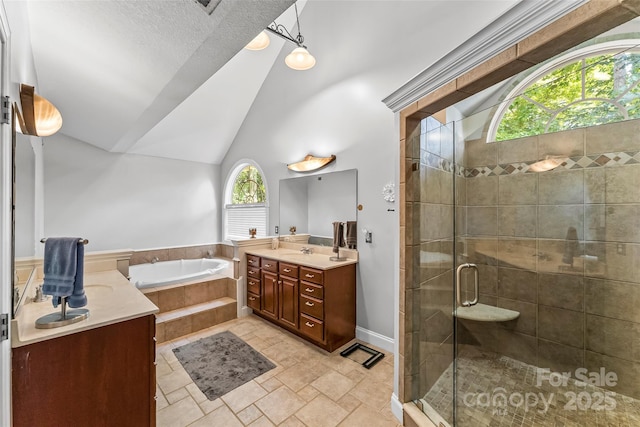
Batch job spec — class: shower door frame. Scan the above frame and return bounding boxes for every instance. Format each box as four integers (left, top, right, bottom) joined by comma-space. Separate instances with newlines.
397, 2, 640, 425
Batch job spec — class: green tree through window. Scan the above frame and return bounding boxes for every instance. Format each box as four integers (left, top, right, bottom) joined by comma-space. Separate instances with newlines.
495, 50, 640, 141
231, 165, 266, 204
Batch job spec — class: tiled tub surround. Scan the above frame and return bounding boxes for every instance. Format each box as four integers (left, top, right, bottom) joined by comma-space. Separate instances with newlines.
408, 117, 640, 424
131, 244, 239, 342
130, 243, 236, 275
143, 275, 238, 343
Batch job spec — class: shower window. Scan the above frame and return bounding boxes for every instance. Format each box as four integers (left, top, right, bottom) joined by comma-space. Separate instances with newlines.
224, 161, 268, 240
488, 39, 640, 142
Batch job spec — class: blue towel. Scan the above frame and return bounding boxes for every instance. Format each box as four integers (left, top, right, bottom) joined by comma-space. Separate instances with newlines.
42, 237, 87, 308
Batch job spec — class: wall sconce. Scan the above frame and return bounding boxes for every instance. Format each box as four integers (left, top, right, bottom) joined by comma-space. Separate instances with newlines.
287, 154, 336, 172
244, 2, 316, 71
529, 156, 568, 172
14, 84, 63, 137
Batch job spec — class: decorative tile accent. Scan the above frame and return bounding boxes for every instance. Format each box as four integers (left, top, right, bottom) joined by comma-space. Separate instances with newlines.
459, 151, 640, 178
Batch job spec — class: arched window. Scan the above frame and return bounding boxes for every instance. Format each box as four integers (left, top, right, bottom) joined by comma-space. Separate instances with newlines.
488, 39, 640, 142
224, 161, 268, 240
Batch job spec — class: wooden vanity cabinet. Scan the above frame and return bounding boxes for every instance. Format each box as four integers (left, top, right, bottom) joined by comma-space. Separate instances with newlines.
279, 262, 299, 329
262, 270, 279, 319
246, 254, 262, 311
247, 254, 355, 352
12, 315, 156, 427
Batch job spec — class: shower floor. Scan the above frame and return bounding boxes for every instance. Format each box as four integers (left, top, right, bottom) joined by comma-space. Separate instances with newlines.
421, 351, 640, 427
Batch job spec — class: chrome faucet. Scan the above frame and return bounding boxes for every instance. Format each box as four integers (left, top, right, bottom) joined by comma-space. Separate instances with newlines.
300, 247, 313, 254
206, 250, 214, 259
151, 256, 160, 264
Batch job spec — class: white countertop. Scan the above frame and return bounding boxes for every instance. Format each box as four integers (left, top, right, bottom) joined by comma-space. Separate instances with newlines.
12, 270, 159, 348
245, 248, 358, 270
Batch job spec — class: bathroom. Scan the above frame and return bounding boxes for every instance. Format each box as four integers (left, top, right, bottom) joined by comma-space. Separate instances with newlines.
3, 1, 640, 427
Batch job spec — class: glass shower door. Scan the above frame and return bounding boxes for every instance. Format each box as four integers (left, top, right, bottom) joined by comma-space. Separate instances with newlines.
414, 117, 458, 426
450, 49, 640, 426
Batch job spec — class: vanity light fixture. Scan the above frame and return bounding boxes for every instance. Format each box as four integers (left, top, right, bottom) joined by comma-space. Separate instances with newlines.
529, 155, 568, 172
15, 84, 63, 136
244, 2, 316, 71
287, 154, 336, 172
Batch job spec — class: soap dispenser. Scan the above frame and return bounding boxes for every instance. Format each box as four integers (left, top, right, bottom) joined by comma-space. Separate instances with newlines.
33, 285, 48, 303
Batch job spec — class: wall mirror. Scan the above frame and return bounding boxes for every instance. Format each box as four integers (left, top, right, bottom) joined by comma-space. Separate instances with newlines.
279, 169, 357, 245
13, 105, 38, 315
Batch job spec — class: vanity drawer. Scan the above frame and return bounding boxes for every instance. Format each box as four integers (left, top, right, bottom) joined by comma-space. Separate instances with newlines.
300, 295, 323, 320
247, 255, 261, 268
300, 267, 323, 285
301, 282, 324, 299
262, 258, 278, 273
300, 313, 324, 342
247, 293, 261, 311
247, 266, 260, 279
247, 278, 261, 295
279, 262, 298, 278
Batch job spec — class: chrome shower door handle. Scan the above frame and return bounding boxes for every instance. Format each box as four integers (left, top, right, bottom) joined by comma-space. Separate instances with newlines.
456, 263, 479, 307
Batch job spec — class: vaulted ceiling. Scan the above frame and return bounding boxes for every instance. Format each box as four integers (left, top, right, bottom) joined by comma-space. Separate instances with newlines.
22, 0, 519, 164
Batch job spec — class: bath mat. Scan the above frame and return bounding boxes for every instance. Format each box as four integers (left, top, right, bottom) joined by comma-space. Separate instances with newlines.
172, 331, 275, 401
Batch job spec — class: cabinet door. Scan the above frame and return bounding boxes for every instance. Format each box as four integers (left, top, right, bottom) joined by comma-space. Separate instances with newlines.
279, 276, 299, 329
262, 271, 278, 319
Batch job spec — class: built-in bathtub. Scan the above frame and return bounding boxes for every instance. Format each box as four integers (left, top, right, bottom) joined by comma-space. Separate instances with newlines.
129, 258, 230, 289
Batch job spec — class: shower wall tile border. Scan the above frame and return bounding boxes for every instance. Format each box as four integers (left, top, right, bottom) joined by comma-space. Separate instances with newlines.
422, 149, 640, 178
464, 151, 640, 178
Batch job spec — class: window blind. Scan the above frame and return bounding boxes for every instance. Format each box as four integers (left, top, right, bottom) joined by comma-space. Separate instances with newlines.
225, 204, 267, 240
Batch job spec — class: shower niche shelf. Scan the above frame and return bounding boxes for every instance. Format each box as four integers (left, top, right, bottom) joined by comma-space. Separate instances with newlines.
455, 303, 519, 322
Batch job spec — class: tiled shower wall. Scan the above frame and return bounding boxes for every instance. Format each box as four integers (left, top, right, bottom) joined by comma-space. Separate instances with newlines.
457, 117, 640, 400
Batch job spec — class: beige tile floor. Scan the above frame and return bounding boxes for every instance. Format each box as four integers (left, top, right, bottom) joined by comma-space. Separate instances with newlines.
156, 315, 401, 427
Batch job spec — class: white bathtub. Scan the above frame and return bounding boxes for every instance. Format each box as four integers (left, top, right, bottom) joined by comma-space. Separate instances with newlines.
129, 258, 230, 289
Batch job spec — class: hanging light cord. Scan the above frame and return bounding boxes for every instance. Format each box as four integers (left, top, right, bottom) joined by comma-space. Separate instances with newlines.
294, 3, 304, 45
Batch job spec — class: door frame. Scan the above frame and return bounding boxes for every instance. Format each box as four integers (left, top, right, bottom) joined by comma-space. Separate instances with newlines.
0, 4, 12, 426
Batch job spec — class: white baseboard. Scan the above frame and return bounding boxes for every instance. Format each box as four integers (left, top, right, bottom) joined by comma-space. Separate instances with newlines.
239, 305, 252, 318
355, 326, 394, 353
391, 393, 404, 423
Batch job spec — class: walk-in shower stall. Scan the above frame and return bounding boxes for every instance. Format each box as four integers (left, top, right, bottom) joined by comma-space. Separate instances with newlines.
410, 25, 640, 427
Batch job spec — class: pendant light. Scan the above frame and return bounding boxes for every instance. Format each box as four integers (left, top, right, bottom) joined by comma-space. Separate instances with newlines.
245, 2, 316, 71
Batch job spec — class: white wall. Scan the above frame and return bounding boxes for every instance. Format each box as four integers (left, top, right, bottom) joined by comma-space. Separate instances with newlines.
44, 134, 220, 251
221, 0, 519, 340
221, 1, 413, 340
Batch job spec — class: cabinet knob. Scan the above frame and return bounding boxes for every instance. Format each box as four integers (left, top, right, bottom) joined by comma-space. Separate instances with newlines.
249, 270, 255, 274
249, 297, 256, 301
248, 259, 254, 264
305, 274, 314, 278
265, 264, 271, 268
284, 268, 291, 272
305, 322, 314, 327
305, 288, 314, 292
305, 301, 314, 307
